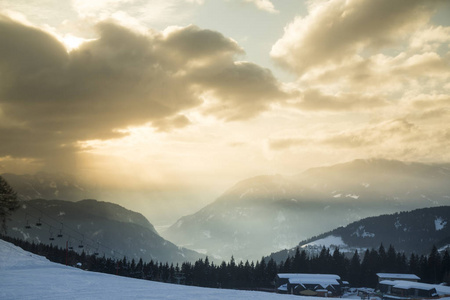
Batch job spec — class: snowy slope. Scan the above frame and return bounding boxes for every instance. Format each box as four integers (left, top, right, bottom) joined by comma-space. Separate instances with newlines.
0, 239, 304, 300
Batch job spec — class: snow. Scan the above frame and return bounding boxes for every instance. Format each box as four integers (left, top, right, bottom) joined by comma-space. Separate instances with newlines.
435, 217, 447, 231
288, 278, 340, 287
394, 219, 401, 229
379, 280, 450, 296
376, 273, 420, 280
278, 274, 341, 280
0, 239, 309, 300
352, 226, 375, 238
345, 194, 359, 199
303, 235, 347, 248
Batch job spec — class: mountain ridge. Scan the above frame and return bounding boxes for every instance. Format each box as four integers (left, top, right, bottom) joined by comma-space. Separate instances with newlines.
163, 158, 450, 261
6, 198, 204, 263
267, 205, 450, 263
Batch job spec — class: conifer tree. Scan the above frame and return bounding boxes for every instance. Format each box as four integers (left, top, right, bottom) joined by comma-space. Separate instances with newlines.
0, 176, 19, 234
349, 250, 361, 287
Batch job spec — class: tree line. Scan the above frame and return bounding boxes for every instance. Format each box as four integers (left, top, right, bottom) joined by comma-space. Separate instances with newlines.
2, 234, 450, 291
279, 244, 450, 287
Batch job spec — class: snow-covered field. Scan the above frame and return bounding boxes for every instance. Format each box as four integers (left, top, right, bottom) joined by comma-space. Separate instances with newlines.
0, 239, 308, 300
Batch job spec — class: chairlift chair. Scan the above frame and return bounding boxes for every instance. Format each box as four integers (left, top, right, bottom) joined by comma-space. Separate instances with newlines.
36, 218, 42, 226
49, 227, 55, 241
94, 243, 100, 256
57, 224, 63, 238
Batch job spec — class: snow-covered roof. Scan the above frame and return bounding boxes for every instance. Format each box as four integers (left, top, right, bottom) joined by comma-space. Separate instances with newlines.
288, 278, 340, 287
379, 280, 450, 296
277, 273, 341, 280
277, 284, 288, 291
377, 273, 420, 280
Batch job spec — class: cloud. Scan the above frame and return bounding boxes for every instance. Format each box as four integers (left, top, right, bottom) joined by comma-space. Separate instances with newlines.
271, 0, 443, 74
270, 0, 450, 114
71, 0, 200, 27
268, 138, 308, 150
152, 115, 191, 132
0, 16, 286, 170
243, 0, 278, 14
196, 61, 288, 120
291, 89, 388, 111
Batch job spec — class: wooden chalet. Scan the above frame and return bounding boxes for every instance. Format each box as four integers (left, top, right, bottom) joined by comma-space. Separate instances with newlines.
275, 273, 344, 296
377, 280, 438, 300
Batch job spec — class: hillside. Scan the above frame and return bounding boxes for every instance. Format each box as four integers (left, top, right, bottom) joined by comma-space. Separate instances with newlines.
2, 172, 92, 201
163, 159, 450, 261
5, 199, 202, 263
0, 239, 301, 300
268, 206, 450, 262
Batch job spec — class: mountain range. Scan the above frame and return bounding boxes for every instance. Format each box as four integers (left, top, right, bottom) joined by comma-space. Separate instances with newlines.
2, 172, 91, 201
4, 158, 450, 262
6, 199, 203, 264
163, 159, 450, 261
267, 205, 450, 263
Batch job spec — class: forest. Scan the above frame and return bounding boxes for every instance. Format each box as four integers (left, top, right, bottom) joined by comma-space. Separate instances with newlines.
2, 235, 449, 291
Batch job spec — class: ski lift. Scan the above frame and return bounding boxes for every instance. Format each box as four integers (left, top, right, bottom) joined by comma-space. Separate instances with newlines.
57, 223, 63, 238
68, 240, 73, 251
78, 235, 84, 248
94, 242, 100, 256
36, 217, 42, 227
25, 220, 31, 229
49, 227, 55, 241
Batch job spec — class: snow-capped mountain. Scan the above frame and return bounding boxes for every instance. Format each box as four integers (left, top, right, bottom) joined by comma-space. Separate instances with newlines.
163, 159, 450, 261
268, 206, 450, 263
6, 199, 204, 263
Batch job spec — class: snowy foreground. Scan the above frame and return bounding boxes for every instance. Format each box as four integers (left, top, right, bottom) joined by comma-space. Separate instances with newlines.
0, 239, 310, 300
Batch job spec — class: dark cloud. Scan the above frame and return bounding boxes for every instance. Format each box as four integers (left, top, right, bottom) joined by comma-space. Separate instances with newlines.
0, 16, 286, 170
198, 61, 288, 120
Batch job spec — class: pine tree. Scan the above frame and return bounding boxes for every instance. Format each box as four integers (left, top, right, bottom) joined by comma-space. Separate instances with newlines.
441, 250, 450, 285
0, 176, 19, 234
427, 245, 442, 283
349, 250, 361, 287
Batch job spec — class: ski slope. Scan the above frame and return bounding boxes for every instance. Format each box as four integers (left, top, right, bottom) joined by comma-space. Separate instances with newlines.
0, 239, 303, 300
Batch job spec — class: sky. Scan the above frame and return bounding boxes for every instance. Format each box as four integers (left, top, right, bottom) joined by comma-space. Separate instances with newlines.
1, 0, 450, 222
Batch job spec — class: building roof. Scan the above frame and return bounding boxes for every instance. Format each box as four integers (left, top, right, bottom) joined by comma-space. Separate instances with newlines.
376, 273, 420, 280
277, 273, 341, 280
379, 280, 435, 291
379, 280, 450, 296
288, 278, 341, 287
